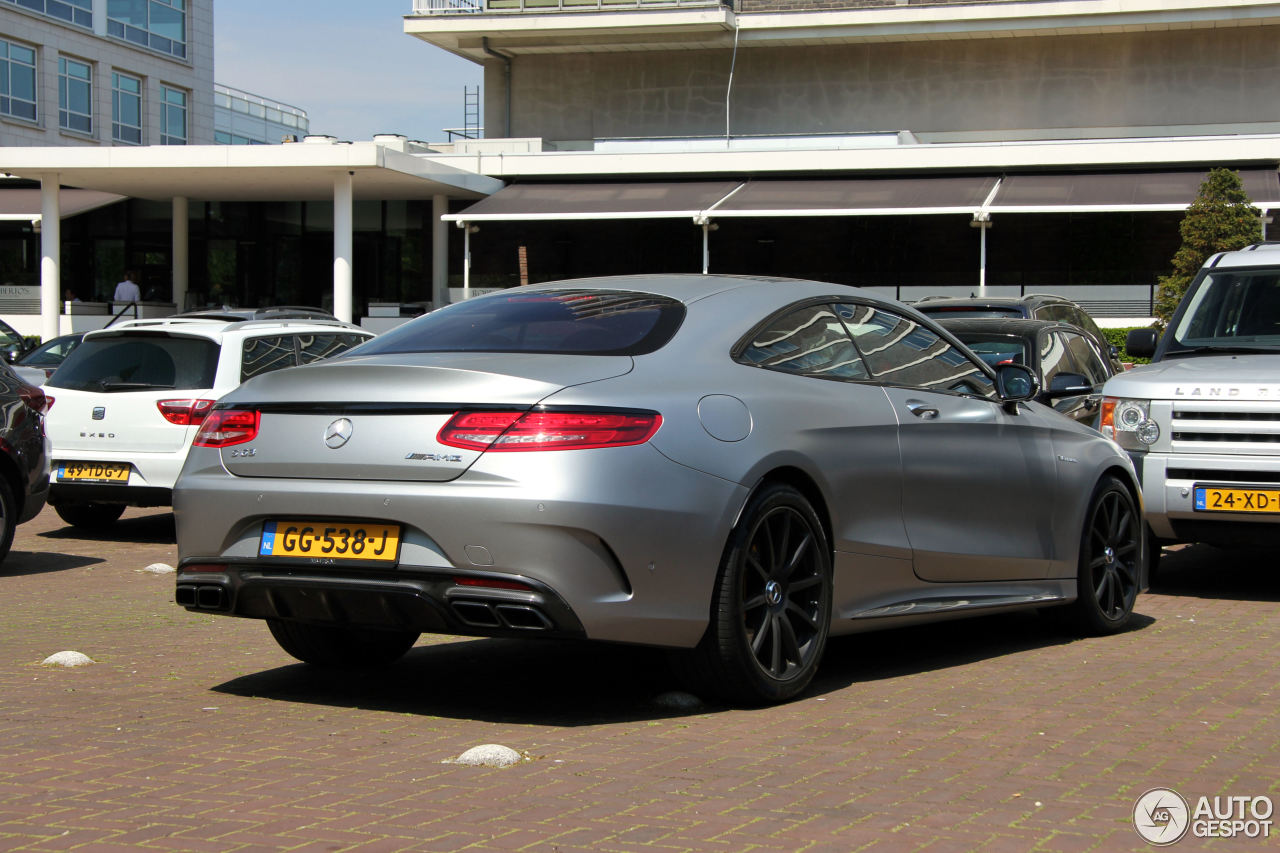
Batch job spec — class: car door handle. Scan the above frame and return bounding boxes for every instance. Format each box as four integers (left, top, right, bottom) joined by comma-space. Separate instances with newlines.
906, 401, 939, 420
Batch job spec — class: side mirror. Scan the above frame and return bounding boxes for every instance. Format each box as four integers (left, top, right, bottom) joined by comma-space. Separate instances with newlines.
1046, 371, 1092, 399
1125, 328, 1159, 358
995, 363, 1039, 413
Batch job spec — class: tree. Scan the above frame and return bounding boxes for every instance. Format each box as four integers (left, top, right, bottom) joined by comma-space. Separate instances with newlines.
1154, 168, 1262, 324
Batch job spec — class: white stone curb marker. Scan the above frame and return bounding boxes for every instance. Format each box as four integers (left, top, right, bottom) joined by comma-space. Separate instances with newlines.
446, 744, 525, 767
42, 651, 95, 667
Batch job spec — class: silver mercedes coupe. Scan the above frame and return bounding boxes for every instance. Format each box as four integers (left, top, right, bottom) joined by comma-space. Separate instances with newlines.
173, 275, 1146, 705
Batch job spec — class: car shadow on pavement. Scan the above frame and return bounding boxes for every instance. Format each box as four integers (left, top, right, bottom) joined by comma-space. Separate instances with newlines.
211, 610, 1155, 723
1149, 544, 1280, 602
812, 610, 1155, 692
1, 550, 103, 576
37, 510, 175, 545
213, 638, 700, 726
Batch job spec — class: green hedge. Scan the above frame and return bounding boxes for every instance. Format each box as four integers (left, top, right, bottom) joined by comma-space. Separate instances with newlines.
1103, 327, 1154, 366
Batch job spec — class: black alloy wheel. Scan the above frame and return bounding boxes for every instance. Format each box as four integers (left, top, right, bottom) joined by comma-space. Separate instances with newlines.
1069, 475, 1141, 634
684, 483, 832, 705
0, 476, 15, 565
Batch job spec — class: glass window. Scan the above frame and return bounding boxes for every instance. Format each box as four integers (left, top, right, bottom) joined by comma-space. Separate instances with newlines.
296, 333, 372, 365
1039, 331, 1078, 391
49, 334, 219, 392
112, 72, 142, 143
357, 290, 685, 357
107, 0, 185, 59
3, 0, 92, 28
0, 39, 38, 122
1063, 332, 1109, 385
58, 57, 92, 134
240, 336, 298, 382
739, 303, 868, 380
841, 304, 995, 396
160, 85, 186, 145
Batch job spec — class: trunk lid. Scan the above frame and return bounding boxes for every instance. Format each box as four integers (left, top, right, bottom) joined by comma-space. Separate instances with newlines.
217, 352, 633, 482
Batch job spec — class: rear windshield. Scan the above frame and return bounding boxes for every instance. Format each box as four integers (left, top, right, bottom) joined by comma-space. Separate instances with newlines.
951, 335, 1030, 367
352, 289, 685, 356
48, 333, 219, 392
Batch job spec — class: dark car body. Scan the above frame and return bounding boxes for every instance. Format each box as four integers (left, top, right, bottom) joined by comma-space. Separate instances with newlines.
0, 363, 49, 563
14, 332, 85, 382
0, 317, 33, 364
915, 294, 1122, 373
938, 317, 1116, 426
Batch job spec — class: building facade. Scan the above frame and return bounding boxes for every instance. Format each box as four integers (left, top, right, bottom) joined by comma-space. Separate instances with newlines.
213, 84, 309, 145
403, 0, 1280, 316
0, 0, 213, 147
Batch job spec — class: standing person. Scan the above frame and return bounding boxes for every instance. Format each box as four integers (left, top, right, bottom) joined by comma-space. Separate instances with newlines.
113, 270, 141, 304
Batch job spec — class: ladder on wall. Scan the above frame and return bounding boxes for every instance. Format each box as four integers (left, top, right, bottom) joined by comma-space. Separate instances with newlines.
464, 86, 481, 139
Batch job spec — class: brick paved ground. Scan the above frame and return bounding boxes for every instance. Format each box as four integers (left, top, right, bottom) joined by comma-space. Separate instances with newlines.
0, 506, 1277, 852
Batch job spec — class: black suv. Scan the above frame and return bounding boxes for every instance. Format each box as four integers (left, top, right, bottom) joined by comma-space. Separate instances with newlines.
0, 363, 49, 564
914, 294, 1123, 373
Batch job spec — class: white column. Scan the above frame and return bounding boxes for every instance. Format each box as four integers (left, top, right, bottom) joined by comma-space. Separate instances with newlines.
702, 223, 710, 274
972, 217, 992, 297
92, 0, 106, 35
333, 172, 353, 323
172, 196, 188, 312
40, 175, 60, 342
432, 194, 448, 309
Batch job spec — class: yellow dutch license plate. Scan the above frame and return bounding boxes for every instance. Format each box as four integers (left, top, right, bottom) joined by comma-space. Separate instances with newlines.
57, 462, 130, 482
1194, 486, 1280, 514
258, 520, 402, 563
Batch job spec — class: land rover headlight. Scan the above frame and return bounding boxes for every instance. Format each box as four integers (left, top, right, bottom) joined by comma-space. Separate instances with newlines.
1100, 397, 1159, 450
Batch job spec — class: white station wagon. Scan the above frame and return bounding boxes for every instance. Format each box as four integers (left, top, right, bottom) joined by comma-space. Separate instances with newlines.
44, 316, 373, 529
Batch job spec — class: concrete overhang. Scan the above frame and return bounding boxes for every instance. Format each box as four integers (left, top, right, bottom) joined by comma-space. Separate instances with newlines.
0, 139, 504, 202
404, 0, 1280, 60
419, 134, 1280, 180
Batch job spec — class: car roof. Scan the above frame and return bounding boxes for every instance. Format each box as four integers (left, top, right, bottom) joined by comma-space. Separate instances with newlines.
1209, 241, 1280, 269
935, 317, 1075, 337
82, 316, 370, 340
175, 305, 336, 321
914, 294, 1072, 311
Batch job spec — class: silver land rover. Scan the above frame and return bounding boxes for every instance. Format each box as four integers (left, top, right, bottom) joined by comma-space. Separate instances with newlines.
1103, 242, 1280, 561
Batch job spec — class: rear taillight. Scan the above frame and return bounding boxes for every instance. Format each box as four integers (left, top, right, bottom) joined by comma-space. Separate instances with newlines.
193, 409, 260, 447
438, 409, 661, 451
157, 398, 216, 426
18, 385, 48, 414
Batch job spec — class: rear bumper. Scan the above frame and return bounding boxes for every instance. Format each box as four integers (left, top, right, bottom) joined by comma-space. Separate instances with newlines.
175, 565, 587, 640
173, 443, 747, 648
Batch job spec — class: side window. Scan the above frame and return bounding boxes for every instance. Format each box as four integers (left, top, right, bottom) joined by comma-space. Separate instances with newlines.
1063, 332, 1109, 385
1039, 331, 1080, 390
297, 333, 370, 365
839, 304, 995, 397
241, 335, 298, 382
739, 303, 869, 380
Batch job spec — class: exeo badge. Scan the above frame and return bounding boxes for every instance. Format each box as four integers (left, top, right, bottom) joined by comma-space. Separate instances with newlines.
324, 418, 353, 449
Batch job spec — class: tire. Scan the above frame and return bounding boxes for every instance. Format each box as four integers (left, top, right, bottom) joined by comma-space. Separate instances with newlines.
0, 477, 16, 565
682, 483, 832, 705
55, 502, 126, 531
267, 619, 419, 667
1065, 475, 1142, 635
